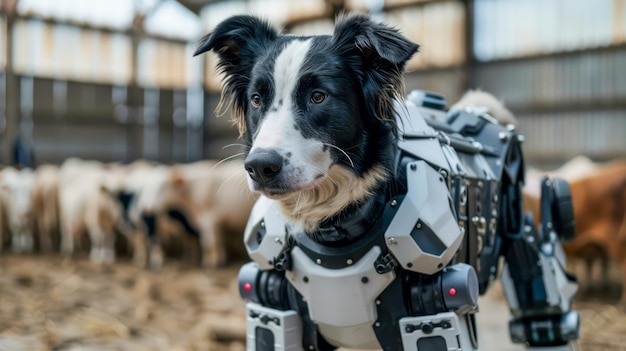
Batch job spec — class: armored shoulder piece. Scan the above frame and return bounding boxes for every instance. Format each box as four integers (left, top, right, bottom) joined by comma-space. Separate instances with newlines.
243, 197, 291, 270
394, 96, 525, 292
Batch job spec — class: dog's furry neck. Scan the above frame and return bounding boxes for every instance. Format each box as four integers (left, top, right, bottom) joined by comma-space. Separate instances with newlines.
276, 165, 388, 234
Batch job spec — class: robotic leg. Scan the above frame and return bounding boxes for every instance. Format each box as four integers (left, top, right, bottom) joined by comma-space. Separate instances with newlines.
398, 310, 480, 351
501, 177, 580, 350
238, 265, 306, 351
245, 302, 304, 351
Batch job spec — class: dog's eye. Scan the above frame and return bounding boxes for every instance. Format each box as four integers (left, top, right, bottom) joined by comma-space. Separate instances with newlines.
310, 91, 327, 104
251, 94, 262, 107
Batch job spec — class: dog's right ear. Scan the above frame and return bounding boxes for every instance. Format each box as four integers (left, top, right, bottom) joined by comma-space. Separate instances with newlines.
194, 15, 278, 136
193, 15, 277, 59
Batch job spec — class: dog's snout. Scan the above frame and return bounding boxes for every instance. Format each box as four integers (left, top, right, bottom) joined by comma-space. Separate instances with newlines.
245, 150, 283, 184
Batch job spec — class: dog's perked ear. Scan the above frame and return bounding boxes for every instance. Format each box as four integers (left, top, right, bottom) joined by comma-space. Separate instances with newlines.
332, 13, 419, 126
193, 15, 278, 136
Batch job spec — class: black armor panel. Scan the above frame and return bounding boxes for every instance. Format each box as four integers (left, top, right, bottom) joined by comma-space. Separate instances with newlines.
423, 109, 526, 293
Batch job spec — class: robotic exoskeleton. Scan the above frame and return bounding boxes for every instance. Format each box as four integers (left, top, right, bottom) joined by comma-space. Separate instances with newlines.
237, 91, 580, 351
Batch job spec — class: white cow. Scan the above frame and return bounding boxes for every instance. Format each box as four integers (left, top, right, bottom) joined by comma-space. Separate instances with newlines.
124, 159, 256, 269
30, 164, 61, 253
0, 167, 36, 252
114, 162, 172, 269
57, 158, 130, 263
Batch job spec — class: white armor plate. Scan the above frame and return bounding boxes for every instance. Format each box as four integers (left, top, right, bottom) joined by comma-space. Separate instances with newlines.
384, 160, 463, 275
286, 245, 395, 349
243, 197, 290, 270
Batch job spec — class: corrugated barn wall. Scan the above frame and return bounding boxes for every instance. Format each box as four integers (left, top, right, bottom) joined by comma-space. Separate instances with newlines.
0, 0, 624, 169
470, 0, 626, 168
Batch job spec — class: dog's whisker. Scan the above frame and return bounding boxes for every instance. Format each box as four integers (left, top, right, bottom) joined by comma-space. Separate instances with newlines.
294, 191, 303, 213
203, 152, 247, 180
323, 143, 355, 169
216, 169, 247, 196
222, 143, 251, 150
310, 165, 338, 188
298, 190, 307, 215
214, 152, 246, 168
324, 173, 338, 188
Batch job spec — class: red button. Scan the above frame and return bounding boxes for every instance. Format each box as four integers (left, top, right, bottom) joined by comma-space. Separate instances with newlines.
449, 288, 457, 296
244, 282, 252, 291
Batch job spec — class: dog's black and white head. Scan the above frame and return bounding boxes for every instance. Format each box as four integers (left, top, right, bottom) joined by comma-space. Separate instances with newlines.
195, 14, 418, 232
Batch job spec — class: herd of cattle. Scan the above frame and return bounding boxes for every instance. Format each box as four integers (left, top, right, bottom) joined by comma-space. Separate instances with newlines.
0, 158, 256, 270
0, 155, 625, 300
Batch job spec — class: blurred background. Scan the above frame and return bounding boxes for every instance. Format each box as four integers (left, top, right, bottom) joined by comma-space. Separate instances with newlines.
0, 1, 626, 351
0, 0, 625, 169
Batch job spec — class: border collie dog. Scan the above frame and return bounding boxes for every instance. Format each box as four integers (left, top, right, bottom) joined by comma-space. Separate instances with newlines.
194, 13, 418, 235
194, 13, 580, 351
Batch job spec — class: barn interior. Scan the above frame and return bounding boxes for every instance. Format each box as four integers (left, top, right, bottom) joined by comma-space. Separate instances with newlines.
0, 0, 626, 350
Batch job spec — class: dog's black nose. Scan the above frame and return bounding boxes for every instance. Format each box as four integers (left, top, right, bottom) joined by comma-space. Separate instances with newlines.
245, 149, 283, 184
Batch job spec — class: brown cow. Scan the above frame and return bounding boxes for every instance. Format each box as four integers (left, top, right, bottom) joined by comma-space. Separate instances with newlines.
524, 159, 626, 300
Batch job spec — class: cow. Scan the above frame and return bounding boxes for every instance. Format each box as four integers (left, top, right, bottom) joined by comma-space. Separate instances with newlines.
524, 158, 626, 300
57, 158, 131, 263
30, 164, 61, 253
123, 159, 256, 270
0, 167, 36, 252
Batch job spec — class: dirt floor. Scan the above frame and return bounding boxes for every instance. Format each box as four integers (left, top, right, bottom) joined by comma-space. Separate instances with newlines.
0, 253, 624, 351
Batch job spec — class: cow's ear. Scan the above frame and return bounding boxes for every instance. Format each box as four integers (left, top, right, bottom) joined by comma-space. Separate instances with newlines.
194, 16, 278, 137
169, 169, 186, 187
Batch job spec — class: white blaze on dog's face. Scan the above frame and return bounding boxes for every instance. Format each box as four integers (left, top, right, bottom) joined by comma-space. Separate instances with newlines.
244, 39, 334, 198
